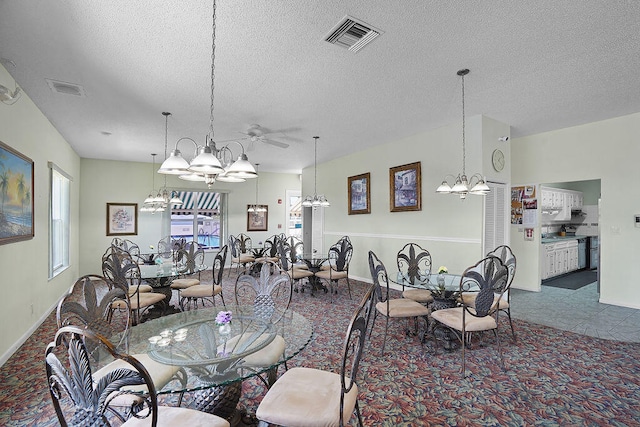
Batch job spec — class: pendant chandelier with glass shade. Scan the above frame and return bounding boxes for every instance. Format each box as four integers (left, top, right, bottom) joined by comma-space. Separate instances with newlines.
157, 0, 257, 188
301, 136, 330, 208
247, 164, 266, 213
435, 69, 490, 199
141, 112, 184, 213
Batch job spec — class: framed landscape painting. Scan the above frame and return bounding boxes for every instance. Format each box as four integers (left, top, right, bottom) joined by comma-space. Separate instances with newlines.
247, 205, 268, 231
348, 172, 371, 215
389, 161, 422, 212
0, 141, 34, 245
106, 203, 138, 236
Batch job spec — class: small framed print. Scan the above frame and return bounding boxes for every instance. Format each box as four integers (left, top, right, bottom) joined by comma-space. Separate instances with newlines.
106, 203, 138, 236
389, 161, 422, 212
247, 205, 268, 231
348, 172, 371, 215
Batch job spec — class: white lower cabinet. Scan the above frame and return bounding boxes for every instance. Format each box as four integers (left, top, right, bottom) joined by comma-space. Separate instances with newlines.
542, 240, 580, 280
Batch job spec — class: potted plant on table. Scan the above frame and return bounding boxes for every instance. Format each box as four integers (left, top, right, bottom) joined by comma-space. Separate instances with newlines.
430, 266, 459, 310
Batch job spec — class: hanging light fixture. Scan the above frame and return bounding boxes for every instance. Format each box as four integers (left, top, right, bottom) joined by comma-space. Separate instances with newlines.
247, 164, 267, 212
158, 112, 183, 207
141, 154, 164, 213
436, 69, 490, 199
157, 0, 256, 186
301, 136, 330, 208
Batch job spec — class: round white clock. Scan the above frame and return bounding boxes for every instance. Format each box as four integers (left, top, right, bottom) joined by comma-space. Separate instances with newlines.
492, 149, 505, 172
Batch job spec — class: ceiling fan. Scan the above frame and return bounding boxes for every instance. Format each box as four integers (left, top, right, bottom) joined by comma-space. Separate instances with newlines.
239, 124, 291, 150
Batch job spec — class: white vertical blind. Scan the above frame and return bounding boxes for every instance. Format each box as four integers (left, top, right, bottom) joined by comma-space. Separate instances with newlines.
484, 182, 508, 254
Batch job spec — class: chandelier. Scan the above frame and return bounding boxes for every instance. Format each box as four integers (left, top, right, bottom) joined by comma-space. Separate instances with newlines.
301, 136, 330, 208
247, 164, 266, 212
157, 0, 257, 188
435, 69, 490, 199
141, 113, 184, 213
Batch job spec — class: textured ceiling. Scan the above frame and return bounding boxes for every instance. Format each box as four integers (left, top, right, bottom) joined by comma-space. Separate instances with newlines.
1, 0, 639, 173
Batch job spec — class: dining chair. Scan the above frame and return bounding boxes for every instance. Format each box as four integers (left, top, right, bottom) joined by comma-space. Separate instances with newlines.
46, 325, 230, 427
288, 235, 307, 269
460, 245, 517, 342
179, 245, 228, 310
56, 275, 186, 413
111, 237, 144, 264
368, 250, 431, 356
237, 233, 252, 253
314, 235, 354, 299
277, 238, 314, 293
396, 242, 434, 305
170, 240, 205, 292
228, 234, 255, 277
255, 234, 281, 264
157, 236, 185, 265
255, 283, 376, 427
430, 255, 510, 377
233, 260, 293, 387
102, 245, 166, 325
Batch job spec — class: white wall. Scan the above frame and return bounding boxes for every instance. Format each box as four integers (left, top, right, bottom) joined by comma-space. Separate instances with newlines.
512, 112, 640, 307
304, 115, 502, 282
80, 158, 300, 275
0, 65, 81, 364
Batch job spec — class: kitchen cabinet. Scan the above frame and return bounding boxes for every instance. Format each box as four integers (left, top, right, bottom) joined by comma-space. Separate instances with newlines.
540, 186, 583, 222
542, 239, 580, 279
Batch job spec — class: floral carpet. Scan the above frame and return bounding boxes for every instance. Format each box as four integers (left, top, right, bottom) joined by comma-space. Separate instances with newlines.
2, 270, 640, 426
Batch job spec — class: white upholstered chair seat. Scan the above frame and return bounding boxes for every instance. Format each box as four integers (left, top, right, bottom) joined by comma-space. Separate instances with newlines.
460, 292, 508, 309
220, 333, 286, 367
179, 283, 222, 299
430, 306, 498, 332
289, 268, 314, 280
233, 254, 255, 264
122, 406, 229, 427
128, 284, 153, 295
112, 292, 165, 310
402, 288, 434, 303
314, 269, 348, 280
256, 367, 358, 427
376, 298, 430, 318
170, 278, 200, 289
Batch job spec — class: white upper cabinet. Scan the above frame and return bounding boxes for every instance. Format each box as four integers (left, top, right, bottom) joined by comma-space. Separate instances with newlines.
540, 186, 583, 222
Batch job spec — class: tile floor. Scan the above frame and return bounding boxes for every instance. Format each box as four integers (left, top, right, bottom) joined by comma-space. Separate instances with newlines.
511, 276, 640, 342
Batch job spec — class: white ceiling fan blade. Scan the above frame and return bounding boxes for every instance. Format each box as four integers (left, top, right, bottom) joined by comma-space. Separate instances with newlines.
262, 138, 289, 149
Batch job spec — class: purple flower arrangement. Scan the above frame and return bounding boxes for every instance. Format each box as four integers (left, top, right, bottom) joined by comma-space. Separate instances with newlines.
215, 310, 232, 326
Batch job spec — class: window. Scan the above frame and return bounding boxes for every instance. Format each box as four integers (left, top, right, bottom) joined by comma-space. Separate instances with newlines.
49, 163, 71, 278
170, 191, 222, 249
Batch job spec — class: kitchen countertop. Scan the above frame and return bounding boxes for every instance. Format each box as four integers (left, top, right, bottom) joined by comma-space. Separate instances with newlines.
541, 235, 589, 244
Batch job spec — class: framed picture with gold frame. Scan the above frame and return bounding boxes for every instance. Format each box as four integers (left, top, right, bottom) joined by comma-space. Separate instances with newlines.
106, 203, 138, 236
247, 205, 268, 231
348, 172, 371, 215
389, 161, 422, 212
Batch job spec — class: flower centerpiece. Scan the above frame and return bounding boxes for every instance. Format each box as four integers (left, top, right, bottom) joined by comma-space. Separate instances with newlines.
215, 310, 233, 357
144, 245, 156, 265
431, 266, 457, 303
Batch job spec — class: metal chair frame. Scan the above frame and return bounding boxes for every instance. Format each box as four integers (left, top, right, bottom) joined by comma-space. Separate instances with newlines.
396, 242, 433, 290
487, 245, 517, 342
315, 235, 354, 299
179, 245, 228, 310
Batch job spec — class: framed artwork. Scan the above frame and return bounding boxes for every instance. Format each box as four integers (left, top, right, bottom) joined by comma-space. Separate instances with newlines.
389, 161, 422, 212
247, 205, 268, 231
106, 203, 138, 236
0, 141, 34, 245
348, 172, 371, 215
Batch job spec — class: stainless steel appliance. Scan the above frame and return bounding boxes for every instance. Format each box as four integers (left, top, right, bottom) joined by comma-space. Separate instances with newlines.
589, 236, 599, 270
577, 237, 587, 269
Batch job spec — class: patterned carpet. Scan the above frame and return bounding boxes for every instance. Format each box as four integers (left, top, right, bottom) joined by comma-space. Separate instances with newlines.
2, 269, 640, 426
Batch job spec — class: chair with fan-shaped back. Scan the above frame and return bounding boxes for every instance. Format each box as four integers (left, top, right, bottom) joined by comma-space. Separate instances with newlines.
288, 236, 306, 268
111, 237, 143, 263
256, 234, 281, 264
46, 326, 230, 427
431, 255, 510, 377
233, 260, 293, 387
179, 245, 228, 310
102, 245, 166, 326
314, 235, 354, 300
56, 274, 186, 411
396, 243, 434, 305
277, 238, 314, 293
228, 234, 255, 277
170, 241, 205, 295
237, 233, 252, 253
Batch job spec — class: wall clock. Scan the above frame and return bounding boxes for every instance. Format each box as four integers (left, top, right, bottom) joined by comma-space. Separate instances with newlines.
492, 149, 505, 172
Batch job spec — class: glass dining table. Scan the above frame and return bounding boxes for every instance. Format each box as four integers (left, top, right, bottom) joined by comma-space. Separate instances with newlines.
120, 305, 313, 424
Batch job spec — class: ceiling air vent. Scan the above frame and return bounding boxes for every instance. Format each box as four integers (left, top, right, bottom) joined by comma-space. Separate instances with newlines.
45, 78, 86, 97
324, 16, 382, 53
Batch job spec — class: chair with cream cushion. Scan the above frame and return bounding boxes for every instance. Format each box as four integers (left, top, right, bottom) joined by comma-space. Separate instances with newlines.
276, 238, 314, 293
46, 325, 229, 427
255, 234, 282, 264
431, 255, 510, 377
460, 245, 517, 342
179, 245, 228, 310
369, 250, 431, 356
109, 239, 153, 295
170, 241, 205, 292
233, 260, 292, 387
102, 246, 166, 326
228, 235, 255, 276
314, 235, 354, 299
396, 242, 434, 305
56, 275, 186, 414
255, 284, 375, 427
